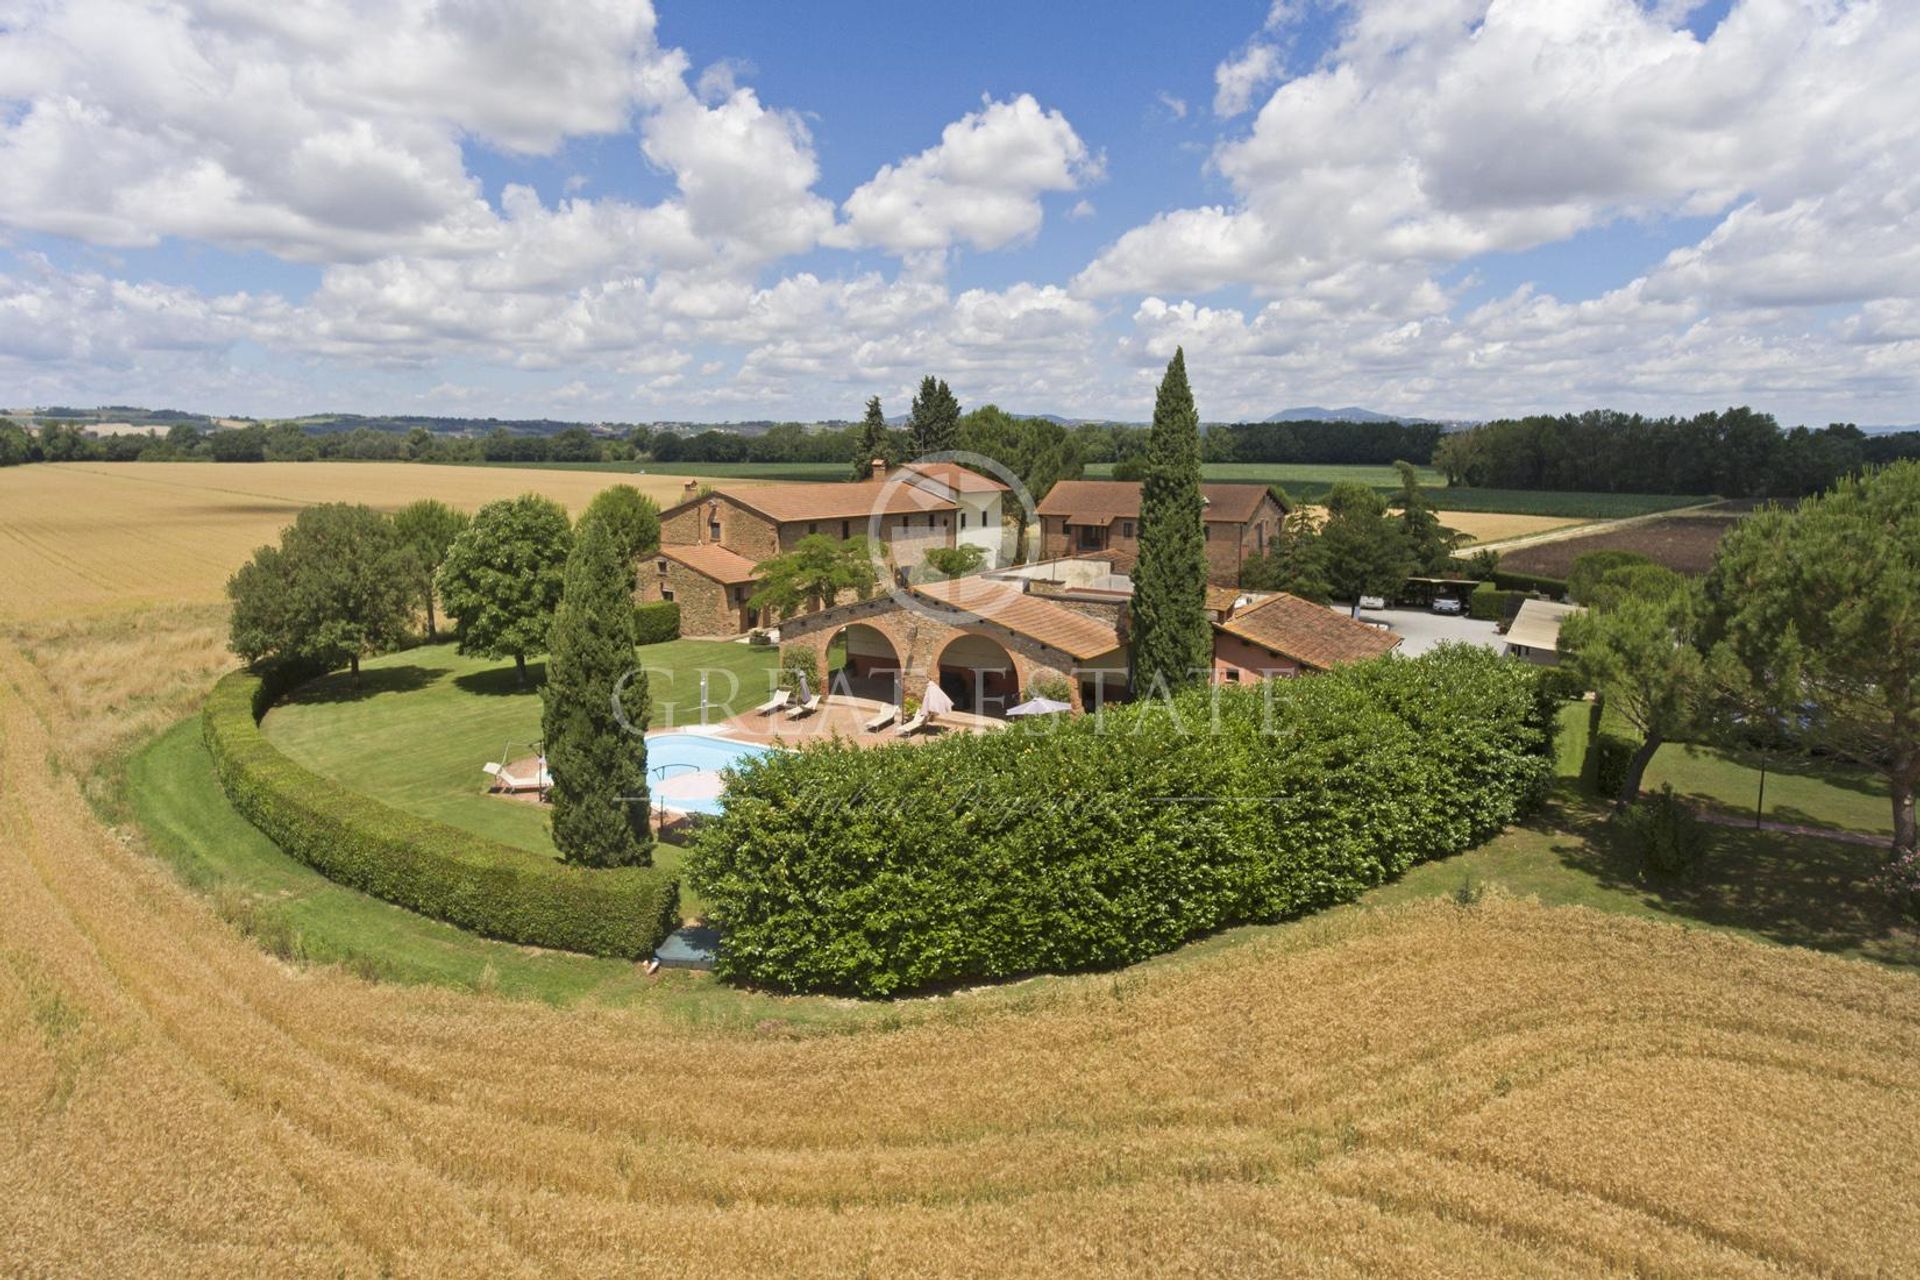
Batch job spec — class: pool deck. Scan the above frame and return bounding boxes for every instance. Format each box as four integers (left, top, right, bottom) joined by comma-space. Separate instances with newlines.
656, 695, 1005, 749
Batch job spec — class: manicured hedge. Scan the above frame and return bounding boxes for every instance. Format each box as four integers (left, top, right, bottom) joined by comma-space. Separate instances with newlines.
1469, 582, 1521, 622
1492, 568, 1569, 597
633, 600, 680, 645
688, 645, 1556, 996
203, 669, 678, 958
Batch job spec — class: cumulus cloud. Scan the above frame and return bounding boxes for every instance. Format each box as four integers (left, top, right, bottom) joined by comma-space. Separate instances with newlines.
0, 0, 671, 260
1085, 0, 1920, 300
836, 94, 1099, 256
1212, 1, 1295, 117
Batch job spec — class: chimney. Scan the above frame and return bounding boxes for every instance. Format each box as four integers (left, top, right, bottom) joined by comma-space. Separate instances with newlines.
870, 457, 887, 480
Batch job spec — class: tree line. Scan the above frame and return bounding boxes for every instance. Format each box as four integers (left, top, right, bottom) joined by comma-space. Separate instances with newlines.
1435, 407, 1920, 499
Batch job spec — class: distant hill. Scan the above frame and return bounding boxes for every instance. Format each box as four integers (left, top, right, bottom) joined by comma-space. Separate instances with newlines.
1266, 405, 1413, 424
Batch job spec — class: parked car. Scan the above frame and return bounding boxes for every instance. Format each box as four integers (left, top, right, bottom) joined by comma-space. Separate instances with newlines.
1431, 597, 1464, 615
1358, 594, 1387, 610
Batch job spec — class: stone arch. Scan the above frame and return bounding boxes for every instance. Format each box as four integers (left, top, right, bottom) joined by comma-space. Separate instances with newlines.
932, 631, 1023, 718
825, 622, 903, 705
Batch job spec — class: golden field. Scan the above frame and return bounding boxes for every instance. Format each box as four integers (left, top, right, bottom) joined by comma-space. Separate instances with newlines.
3, 463, 1919, 1276
1435, 509, 1590, 547
0, 462, 708, 622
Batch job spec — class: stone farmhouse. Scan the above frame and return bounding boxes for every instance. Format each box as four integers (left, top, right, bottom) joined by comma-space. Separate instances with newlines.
1034, 480, 1287, 585
641, 461, 1010, 637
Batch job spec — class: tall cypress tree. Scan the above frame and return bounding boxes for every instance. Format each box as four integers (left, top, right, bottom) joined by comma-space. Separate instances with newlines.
850, 394, 889, 481
1130, 348, 1213, 694
907, 375, 960, 457
542, 513, 651, 868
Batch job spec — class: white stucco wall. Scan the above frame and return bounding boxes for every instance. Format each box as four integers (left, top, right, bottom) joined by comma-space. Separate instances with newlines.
954, 492, 1005, 567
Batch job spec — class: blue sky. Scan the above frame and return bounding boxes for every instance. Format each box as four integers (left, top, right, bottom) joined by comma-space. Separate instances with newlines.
0, 0, 1913, 425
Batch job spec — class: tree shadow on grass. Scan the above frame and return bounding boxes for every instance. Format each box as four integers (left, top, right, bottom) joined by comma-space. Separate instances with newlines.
278, 664, 448, 706
1669, 742, 1889, 801
454, 661, 547, 697
1551, 804, 1918, 967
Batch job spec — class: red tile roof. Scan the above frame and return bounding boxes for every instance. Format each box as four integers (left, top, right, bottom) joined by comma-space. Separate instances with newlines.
896, 460, 1009, 494
1036, 480, 1279, 525
1215, 593, 1401, 670
662, 478, 957, 525
661, 543, 761, 585
913, 578, 1123, 661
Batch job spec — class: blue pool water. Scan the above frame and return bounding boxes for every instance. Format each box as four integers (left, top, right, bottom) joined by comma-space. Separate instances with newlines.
645, 732, 778, 816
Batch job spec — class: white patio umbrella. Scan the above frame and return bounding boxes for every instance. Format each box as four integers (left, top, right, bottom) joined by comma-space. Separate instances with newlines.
921, 679, 955, 717
1005, 697, 1072, 718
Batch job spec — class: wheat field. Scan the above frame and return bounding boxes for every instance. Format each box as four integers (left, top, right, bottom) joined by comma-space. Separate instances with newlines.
2, 463, 1918, 1276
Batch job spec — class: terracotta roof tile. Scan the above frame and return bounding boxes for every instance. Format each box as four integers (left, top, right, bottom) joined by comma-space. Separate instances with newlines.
1216, 593, 1401, 670
663, 479, 957, 524
661, 543, 761, 585
1036, 480, 1279, 525
913, 578, 1122, 661
896, 460, 1009, 494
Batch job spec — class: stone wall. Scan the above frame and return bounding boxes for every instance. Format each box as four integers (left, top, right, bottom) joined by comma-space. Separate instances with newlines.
640, 559, 738, 637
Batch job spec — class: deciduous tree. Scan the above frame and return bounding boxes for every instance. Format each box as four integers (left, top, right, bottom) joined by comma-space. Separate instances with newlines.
1131, 348, 1213, 693
749, 535, 879, 621
436, 494, 573, 687
542, 514, 651, 868
226, 503, 414, 679
392, 498, 469, 639
579, 484, 662, 591
1319, 481, 1414, 612
1240, 496, 1331, 601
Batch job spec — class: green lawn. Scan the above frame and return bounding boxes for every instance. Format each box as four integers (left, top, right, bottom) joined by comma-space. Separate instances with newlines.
1373, 704, 1915, 969
1080, 462, 1710, 517
261, 639, 780, 915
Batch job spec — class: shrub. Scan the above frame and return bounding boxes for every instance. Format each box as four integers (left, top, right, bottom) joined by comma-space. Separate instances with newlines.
1587, 729, 1639, 799
1873, 849, 1920, 921
633, 600, 680, 645
203, 669, 678, 958
779, 644, 821, 694
1023, 674, 1074, 703
1614, 785, 1712, 879
1468, 582, 1519, 622
688, 645, 1554, 996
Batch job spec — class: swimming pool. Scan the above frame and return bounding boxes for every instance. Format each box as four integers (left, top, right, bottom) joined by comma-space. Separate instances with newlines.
645, 732, 779, 817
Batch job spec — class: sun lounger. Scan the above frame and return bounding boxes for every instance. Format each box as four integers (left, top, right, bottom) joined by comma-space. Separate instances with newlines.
862, 704, 898, 732
482, 761, 545, 793
753, 689, 791, 716
894, 708, 931, 737
783, 694, 823, 720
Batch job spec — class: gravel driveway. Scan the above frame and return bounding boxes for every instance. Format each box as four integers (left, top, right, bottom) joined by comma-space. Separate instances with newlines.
1335, 603, 1505, 657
